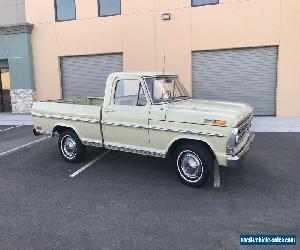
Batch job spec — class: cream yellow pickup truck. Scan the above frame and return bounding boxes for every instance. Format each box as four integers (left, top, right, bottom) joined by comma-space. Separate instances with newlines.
32, 72, 254, 187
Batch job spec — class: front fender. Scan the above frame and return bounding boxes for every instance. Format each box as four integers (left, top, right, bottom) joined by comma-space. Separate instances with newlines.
165, 134, 228, 166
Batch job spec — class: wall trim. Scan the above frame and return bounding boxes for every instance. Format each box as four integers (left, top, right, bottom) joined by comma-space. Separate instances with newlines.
0, 23, 33, 36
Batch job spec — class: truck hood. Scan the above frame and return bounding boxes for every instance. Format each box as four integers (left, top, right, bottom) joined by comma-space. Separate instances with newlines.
165, 99, 253, 128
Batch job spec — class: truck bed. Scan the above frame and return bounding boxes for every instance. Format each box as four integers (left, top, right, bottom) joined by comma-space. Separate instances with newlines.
32, 96, 104, 144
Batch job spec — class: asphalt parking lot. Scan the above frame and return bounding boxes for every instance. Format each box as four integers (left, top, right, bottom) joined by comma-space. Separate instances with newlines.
0, 125, 299, 249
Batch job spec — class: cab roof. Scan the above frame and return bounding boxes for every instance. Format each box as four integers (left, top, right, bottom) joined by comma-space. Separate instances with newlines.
108, 72, 177, 78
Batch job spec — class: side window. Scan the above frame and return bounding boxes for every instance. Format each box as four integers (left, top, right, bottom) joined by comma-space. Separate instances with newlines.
55, 0, 76, 22
114, 80, 146, 106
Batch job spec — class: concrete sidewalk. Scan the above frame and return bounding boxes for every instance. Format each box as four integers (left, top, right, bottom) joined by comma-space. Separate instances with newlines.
0, 113, 300, 132
0, 113, 33, 126
251, 117, 300, 132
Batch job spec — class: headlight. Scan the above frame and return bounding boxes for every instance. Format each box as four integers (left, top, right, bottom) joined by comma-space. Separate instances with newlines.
226, 128, 239, 155
250, 117, 253, 128
235, 134, 239, 144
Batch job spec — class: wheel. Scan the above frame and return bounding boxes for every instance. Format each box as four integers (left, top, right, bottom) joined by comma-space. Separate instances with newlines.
175, 143, 214, 187
58, 130, 86, 163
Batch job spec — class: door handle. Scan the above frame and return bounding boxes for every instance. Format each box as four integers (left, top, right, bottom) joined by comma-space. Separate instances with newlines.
104, 107, 115, 113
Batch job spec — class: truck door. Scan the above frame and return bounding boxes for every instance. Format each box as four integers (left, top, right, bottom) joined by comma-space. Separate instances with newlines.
102, 77, 150, 151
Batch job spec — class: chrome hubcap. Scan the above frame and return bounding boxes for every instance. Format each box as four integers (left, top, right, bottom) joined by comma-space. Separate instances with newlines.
178, 150, 203, 181
61, 136, 77, 159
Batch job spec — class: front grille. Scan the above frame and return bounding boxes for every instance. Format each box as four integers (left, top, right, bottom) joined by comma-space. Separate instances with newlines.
237, 112, 252, 127
238, 113, 253, 143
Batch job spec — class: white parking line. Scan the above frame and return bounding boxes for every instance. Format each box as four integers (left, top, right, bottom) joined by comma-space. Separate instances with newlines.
0, 125, 22, 133
70, 150, 111, 178
0, 136, 51, 158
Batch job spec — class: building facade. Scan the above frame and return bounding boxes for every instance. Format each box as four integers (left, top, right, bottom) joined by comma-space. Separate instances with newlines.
8, 0, 300, 116
0, 0, 35, 113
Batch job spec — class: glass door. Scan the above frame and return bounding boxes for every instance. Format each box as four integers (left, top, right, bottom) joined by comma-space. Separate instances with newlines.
0, 69, 12, 112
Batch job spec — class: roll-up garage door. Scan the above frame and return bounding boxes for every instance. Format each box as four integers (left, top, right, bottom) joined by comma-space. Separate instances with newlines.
61, 53, 123, 99
192, 47, 278, 116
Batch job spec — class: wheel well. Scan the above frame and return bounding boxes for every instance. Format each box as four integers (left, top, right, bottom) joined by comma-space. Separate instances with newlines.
167, 139, 216, 159
52, 126, 76, 136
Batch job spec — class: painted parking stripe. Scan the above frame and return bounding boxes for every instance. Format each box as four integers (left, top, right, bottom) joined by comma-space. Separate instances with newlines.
70, 150, 111, 178
0, 136, 51, 157
0, 125, 22, 133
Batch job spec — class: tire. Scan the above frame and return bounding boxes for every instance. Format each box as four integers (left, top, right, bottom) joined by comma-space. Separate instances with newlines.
58, 130, 86, 163
175, 143, 214, 187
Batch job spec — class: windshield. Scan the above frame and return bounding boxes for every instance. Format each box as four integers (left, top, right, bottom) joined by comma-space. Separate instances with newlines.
144, 76, 190, 104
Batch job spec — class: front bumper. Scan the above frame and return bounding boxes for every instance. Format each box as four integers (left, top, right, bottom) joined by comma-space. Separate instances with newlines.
227, 132, 255, 161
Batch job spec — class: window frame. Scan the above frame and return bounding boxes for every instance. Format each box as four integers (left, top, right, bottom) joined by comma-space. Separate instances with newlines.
191, 0, 219, 7
98, 0, 121, 17
55, 0, 76, 22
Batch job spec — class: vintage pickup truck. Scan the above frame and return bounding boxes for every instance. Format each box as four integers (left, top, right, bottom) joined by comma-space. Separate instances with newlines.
32, 72, 254, 187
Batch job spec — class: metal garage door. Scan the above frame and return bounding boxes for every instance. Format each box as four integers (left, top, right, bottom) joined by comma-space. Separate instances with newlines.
192, 47, 278, 116
61, 53, 123, 99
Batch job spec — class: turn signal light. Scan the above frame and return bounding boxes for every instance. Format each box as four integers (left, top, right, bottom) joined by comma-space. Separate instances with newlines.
214, 120, 226, 126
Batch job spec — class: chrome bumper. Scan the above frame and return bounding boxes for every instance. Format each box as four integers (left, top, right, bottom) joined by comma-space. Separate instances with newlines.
227, 133, 255, 161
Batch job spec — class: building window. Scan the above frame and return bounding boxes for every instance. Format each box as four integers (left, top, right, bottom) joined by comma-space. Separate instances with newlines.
192, 0, 219, 7
55, 0, 76, 22
98, 0, 121, 17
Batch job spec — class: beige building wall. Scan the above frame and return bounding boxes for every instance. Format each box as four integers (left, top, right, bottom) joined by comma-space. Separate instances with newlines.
277, 0, 300, 117
25, 0, 300, 117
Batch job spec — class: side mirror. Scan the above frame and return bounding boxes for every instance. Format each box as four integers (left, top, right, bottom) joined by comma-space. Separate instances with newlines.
166, 90, 172, 98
